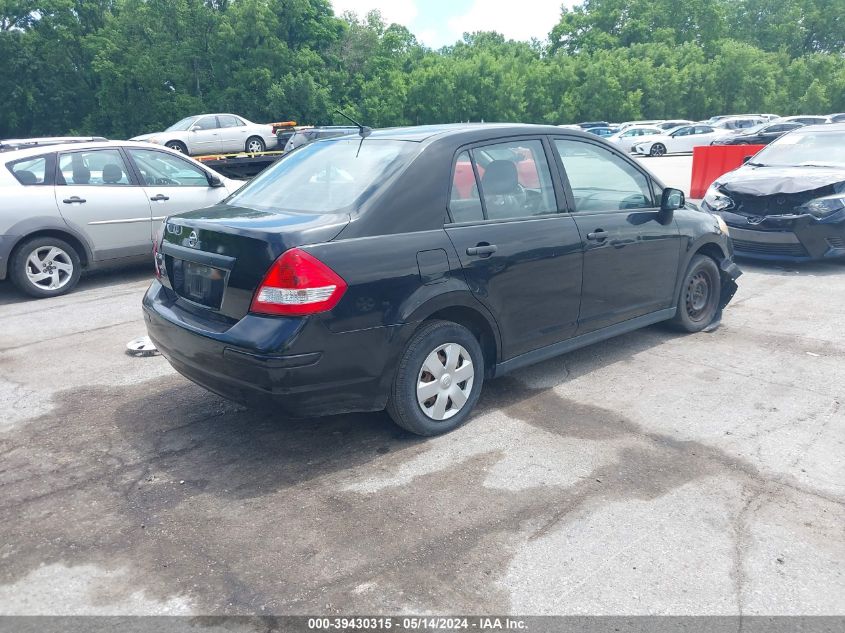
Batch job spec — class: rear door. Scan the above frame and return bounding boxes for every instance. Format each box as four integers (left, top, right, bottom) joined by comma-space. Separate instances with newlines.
124, 147, 230, 240
444, 137, 583, 359
216, 115, 248, 153
552, 137, 681, 334
54, 147, 153, 259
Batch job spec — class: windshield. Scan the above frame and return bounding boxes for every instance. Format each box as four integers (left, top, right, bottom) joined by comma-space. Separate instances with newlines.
227, 138, 418, 213
166, 116, 199, 132
751, 131, 845, 167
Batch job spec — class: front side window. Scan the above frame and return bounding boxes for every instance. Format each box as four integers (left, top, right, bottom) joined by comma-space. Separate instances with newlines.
192, 116, 218, 131
554, 139, 653, 212
472, 139, 557, 220
57, 149, 131, 186
227, 138, 417, 213
7, 155, 48, 185
672, 127, 693, 137
127, 148, 210, 187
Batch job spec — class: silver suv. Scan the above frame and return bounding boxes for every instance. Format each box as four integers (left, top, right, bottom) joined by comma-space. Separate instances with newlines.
0, 139, 240, 298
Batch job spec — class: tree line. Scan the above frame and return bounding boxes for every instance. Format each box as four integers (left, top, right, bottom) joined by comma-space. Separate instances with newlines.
1, 0, 843, 139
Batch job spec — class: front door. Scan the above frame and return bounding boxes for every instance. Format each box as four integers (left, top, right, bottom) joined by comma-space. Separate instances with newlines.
125, 147, 231, 239
444, 139, 583, 360
54, 147, 153, 260
552, 137, 681, 333
187, 115, 222, 155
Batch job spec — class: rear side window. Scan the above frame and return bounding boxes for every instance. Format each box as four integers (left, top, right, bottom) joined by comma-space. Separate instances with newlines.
449, 151, 483, 223
554, 139, 653, 212
217, 115, 244, 128
7, 155, 49, 185
58, 149, 132, 186
472, 139, 557, 220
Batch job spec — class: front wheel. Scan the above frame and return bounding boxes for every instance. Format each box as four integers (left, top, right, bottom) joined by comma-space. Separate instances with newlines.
245, 136, 265, 153
387, 320, 484, 436
669, 254, 721, 332
166, 141, 188, 154
9, 236, 81, 298
650, 143, 667, 157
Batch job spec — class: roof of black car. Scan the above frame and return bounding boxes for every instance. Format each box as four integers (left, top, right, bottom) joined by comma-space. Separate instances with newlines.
366, 123, 580, 142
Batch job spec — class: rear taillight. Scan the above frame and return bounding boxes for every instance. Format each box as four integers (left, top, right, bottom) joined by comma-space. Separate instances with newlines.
250, 248, 347, 316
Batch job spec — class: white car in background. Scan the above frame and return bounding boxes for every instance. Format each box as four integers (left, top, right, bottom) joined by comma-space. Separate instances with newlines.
616, 120, 664, 132
608, 126, 665, 152
131, 114, 278, 156
632, 124, 724, 156
0, 138, 240, 297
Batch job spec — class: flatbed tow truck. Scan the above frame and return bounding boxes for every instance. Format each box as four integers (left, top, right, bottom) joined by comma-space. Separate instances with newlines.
194, 120, 299, 180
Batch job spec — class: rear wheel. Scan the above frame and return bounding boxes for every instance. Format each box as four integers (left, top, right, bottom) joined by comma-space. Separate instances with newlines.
166, 141, 188, 154
245, 136, 265, 153
10, 236, 81, 298
670, 254, 721, 332
650, 143, 667, 157
386, 320, 484, 436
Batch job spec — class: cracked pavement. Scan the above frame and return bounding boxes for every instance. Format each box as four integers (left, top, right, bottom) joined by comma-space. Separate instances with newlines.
0, 255, 843, 616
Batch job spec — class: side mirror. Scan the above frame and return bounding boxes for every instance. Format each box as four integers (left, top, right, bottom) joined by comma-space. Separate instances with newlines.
660, 187, 685, 220
207, 173, 224, 188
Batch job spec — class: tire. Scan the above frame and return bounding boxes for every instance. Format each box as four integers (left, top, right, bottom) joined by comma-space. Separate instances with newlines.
9, 236, 82, 298
650, 143, 667, 157
669, 254, 721, 332
166, 141, 188, 154
386, 320, 484, 436
245, 136, 266, 153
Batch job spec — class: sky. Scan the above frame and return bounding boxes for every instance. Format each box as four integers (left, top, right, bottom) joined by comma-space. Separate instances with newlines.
331, 0, 576, 49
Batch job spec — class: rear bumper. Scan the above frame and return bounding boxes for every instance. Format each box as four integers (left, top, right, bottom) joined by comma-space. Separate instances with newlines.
142, 281, 407, 417
719, 212, 845, 262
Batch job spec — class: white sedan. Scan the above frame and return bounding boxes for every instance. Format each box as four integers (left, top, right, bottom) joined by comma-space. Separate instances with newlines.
607, 126, 666, 152
632, 124, 723, 156
131, 114, 278, 156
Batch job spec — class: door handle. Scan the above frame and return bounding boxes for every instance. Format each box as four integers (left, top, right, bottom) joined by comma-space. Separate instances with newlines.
150, 194, 170, 202
62, 196, 86, 204
587, 229, 608, 241
466, 244, 497, 257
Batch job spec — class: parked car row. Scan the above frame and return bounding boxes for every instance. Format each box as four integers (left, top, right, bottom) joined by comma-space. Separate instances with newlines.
5, 119, 844, 438
561, 113, 844, 157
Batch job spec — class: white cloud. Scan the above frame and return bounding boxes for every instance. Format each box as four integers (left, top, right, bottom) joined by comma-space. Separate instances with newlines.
445, 0, 570, 46
331, 0, 418, 26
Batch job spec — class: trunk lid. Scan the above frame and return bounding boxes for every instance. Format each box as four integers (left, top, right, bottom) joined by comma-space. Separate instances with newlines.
159, 203, 349, 320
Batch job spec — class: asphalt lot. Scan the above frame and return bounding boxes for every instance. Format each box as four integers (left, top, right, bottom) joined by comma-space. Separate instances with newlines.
1, 157, 844, 616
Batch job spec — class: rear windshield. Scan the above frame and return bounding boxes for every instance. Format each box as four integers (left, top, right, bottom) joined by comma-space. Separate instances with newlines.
227, 138, 417, 213
752, 131, 845, 167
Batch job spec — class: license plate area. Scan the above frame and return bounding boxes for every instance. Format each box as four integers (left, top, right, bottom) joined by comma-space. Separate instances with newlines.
172, 259, 226, 309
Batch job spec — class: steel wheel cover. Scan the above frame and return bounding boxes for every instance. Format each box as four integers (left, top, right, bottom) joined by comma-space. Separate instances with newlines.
25, 246, 73, 291
416, 343, 474, 421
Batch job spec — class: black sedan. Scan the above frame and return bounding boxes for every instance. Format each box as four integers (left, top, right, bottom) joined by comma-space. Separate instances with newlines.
711, 121, 804, 146
703, 124, 845, 261
144, 124, 740, 436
